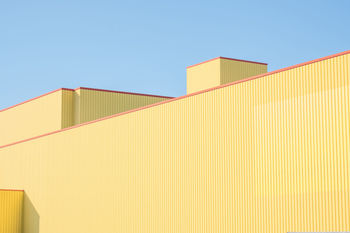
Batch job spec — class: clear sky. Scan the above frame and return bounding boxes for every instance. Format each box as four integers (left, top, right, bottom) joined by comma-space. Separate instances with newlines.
1, 0, 349, 109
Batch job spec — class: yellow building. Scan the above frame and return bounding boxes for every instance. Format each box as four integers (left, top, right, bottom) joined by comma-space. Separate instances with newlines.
0, 51, 349, 233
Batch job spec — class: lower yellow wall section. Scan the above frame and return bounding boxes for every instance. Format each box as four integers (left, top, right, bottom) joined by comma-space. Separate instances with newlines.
0, 90, 63, 146
0, 190, 23, 233
0, 54, 348, 233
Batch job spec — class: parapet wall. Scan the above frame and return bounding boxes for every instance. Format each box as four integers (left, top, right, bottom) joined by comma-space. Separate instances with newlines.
0, 88, 172, 147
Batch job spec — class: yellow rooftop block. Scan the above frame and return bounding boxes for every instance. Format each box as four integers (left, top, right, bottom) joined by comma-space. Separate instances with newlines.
186, 57, 267, 94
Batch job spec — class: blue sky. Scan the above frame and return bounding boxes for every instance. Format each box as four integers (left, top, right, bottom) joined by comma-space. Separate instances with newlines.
1, 0, 349, 109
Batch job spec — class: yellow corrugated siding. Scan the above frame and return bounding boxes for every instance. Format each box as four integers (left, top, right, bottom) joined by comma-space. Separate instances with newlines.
0, 190, 23, 233
73, 89, 81, 125
0, 90, 63, 146
187, 59, 221, 94
220, 59, 267, 84
61, 90, 74, 128
77, 89, 170, 124
0, 54, 348, 232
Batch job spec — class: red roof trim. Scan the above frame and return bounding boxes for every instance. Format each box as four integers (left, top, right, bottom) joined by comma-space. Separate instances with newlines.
76, 87, 173, 99
0, 189, 24, 192
0, 50, 349, 150
0, 87, 173, 113
187, 56, 268, 69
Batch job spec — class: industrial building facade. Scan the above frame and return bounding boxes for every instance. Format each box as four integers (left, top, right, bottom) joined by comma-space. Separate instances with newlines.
0, 51, 349, 233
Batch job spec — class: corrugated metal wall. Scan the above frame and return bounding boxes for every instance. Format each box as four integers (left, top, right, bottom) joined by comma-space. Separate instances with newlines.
61, 89, 74, 128
220, 58, 267, 84
0, 53, 348, 233
73, 89, 81, 125
76, 88, 171, 124
0, 190, 23, 233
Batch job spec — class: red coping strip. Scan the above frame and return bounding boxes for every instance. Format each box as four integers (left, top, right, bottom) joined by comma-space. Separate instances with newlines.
0, 189, 24, 192
0, 50, 349, 150
187, 56, 268, 69
0, 87, 173, 113
77, 87, 173, 99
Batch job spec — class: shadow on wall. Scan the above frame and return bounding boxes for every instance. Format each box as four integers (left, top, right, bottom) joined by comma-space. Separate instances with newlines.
22, 193, 39, 233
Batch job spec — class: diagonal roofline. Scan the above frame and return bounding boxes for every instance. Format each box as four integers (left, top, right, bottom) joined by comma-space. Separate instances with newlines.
0, 87, 173, 113
0, 50, 349, 150
0, 88, 73, 113
76, 87, 173, 99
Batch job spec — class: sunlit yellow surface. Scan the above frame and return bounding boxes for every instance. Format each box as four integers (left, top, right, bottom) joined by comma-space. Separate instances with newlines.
0, 53, 348, 233
187, 58, 221, 94
0, 90, 63, 146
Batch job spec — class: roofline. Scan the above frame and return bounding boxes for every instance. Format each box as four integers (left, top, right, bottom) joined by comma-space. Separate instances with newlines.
187, 56, 268, 69
0, 50, 349, 150
0, 88, 73, 113
0, 189, 24, 192
76, 87, 173, 99
0, 87, 173, 113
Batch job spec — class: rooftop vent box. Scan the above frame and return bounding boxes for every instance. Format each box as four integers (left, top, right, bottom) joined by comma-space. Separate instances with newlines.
186, 57, 268, 94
